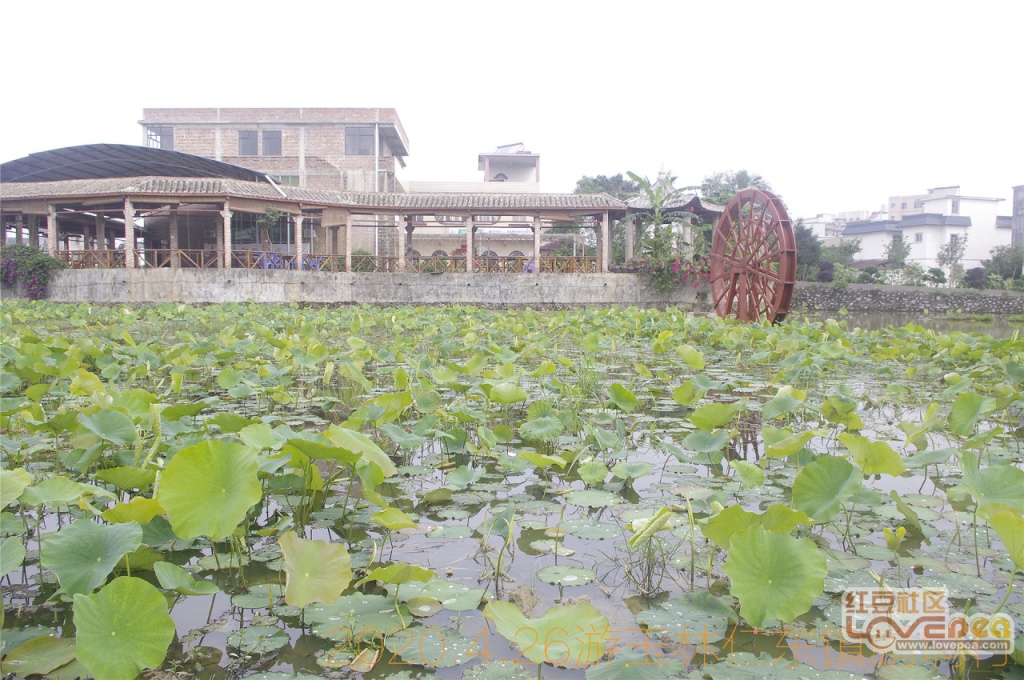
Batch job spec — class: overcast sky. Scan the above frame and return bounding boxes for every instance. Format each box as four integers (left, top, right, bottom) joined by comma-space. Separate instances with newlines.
2, 0, 1019, 220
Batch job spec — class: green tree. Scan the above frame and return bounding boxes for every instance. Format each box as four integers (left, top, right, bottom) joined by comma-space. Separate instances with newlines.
884, 232, 911, 269
982, 244, 1023, 281
700, 170, 771, 206
572, 173, 642, 264
820, 239, 861, 268
793, 220, 822, 281
574, 174, 640, 200
937, 234, 968, 286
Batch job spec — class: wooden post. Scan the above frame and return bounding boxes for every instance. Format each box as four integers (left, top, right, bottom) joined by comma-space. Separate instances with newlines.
169, 209, 179, 268
344, 210, 352, 271
397, 215, 406, 271
533, 215, 542, 274
601, 211, 610, 273
30, 216, 40, 249
624, 212, 635, 262
294, 214, 303, 269
221, 201, 233, 269
122, 197, 135, 266
466, 217, 475, 273
15, 216, 23, 245
47, 205, 58, 258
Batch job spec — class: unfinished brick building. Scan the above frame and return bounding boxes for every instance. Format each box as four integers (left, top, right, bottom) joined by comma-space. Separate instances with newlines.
139, 108, 408, 193
139, 108, 409, 255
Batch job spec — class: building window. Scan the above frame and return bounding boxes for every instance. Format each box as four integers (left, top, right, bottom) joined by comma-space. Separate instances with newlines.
915, 232, 923, 243
146, 126, 173, 150
901, 202, 907, 209
890, 202, 895, 209
263, 131, 282, 156
951, 198, 960, 215
950, 234, 959, 244
238, 131, 258, 156
345, 126, 374, 155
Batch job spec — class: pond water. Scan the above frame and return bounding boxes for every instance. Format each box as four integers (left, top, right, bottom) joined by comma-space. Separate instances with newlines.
796, 311, 1022, 338
0, 302, 1021, 680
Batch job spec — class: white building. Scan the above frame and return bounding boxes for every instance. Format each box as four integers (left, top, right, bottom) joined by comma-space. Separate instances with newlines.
845, 186, 1011, 270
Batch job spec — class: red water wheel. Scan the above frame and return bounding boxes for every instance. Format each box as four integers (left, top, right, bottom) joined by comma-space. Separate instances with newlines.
709, 188, 797, 323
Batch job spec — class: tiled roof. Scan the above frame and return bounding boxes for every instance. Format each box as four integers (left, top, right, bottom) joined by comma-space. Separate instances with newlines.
1, 177, 626, 212
626, 193, 725, 214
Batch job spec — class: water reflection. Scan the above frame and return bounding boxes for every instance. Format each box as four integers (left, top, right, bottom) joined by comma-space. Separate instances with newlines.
793, 311, 1021, 338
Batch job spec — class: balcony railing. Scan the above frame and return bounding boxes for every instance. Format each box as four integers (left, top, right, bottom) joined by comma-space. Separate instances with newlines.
57, 249, 600, 274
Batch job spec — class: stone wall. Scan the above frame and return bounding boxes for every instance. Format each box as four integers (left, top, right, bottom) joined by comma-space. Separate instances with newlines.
7, 271, 1022, 315
23, 269, 708, 309
792, 282, 1024, 315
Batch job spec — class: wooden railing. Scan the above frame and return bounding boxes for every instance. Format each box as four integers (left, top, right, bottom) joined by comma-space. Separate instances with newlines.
57, 249, 601, 274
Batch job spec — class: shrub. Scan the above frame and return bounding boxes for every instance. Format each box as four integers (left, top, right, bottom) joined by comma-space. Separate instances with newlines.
817, 261, 834, 282
964, 267, 987, 289
638, 255, 710, 293
0, 244, 66, 300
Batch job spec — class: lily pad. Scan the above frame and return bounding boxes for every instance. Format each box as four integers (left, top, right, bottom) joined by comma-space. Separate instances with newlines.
560, 519, 621, 540
635, 591, 737, 645
483, 601, 611, 668
40, 519, 142, 597
279, 530, 352, 608
536, 565, 596, 586
384, 625, 475, 668
227, 625, 289, 654
565, 489, 622, 508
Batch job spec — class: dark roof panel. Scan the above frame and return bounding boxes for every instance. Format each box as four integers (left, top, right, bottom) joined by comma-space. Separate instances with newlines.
1, 144, 268, 183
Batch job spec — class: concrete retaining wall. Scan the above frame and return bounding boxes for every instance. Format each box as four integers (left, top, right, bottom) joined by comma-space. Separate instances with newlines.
26, 269, 708, 309
5, 270, 1022, 315
792, 282, 1024, 315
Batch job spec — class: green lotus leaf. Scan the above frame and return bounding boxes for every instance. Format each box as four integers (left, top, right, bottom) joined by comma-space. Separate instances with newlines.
396, 580, 488, 611
760, 385, 806, 420
0, 467, 31, 508
156, 439, 262, 541
490, 382, 528, 405
307, 593, 410, 639
325, 425, 396, 477
0, 536, 26, 578
762, 426, 815, 458
681, 429, 732, 455
947, 391, 997, 436
483, 601, 610, 668
672, 381, 704, 406
283, 438, 360, 467
560, 519, 620, 540
528, 539, 575, 556
41, 519, 142, 597
611, 461, 652, 482
635, 591, 737, 646
606, 383, 639, 413
915, 573, 998, 598
985, 507, 1024, 570
585, 648, 686, 679
94, 466, 156, 491
153, 561, 220, 596
411, 386, 442, 413
20, 476, 115, 508
519, 416, 564, 442
231, 583, 283, 609
372, 508, 418, 531
445, 465, 485, 489
961, 452, 1024, 513
791, 455, 862, 523
227, 625, 289, 654
72, 576, 175, 680
101, 496, 164, 525
536, 565, 596, 586
517, 451, 567, 470
356, 562, 436, 588
0, 635, 76, 677
730, 460, 764, 488
690, 399, 745, 431
839, 433, 906, 476
675, 344, 705, 370
384, 625, 476, 668
577, 460, 608, 486
565, 490, 621, 508
463, 660, 533, 679
889, 490, 922, 532
380, 423, 426, 449
722, 526, 827, 627
77, 409, 137, 446
904, 447, 955, 468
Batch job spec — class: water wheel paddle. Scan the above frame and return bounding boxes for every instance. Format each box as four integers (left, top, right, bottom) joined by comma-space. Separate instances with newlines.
709, 188, 796, 323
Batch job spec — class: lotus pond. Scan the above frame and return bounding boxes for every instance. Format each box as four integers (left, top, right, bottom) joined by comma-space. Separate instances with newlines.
0, 301, 1022, 680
